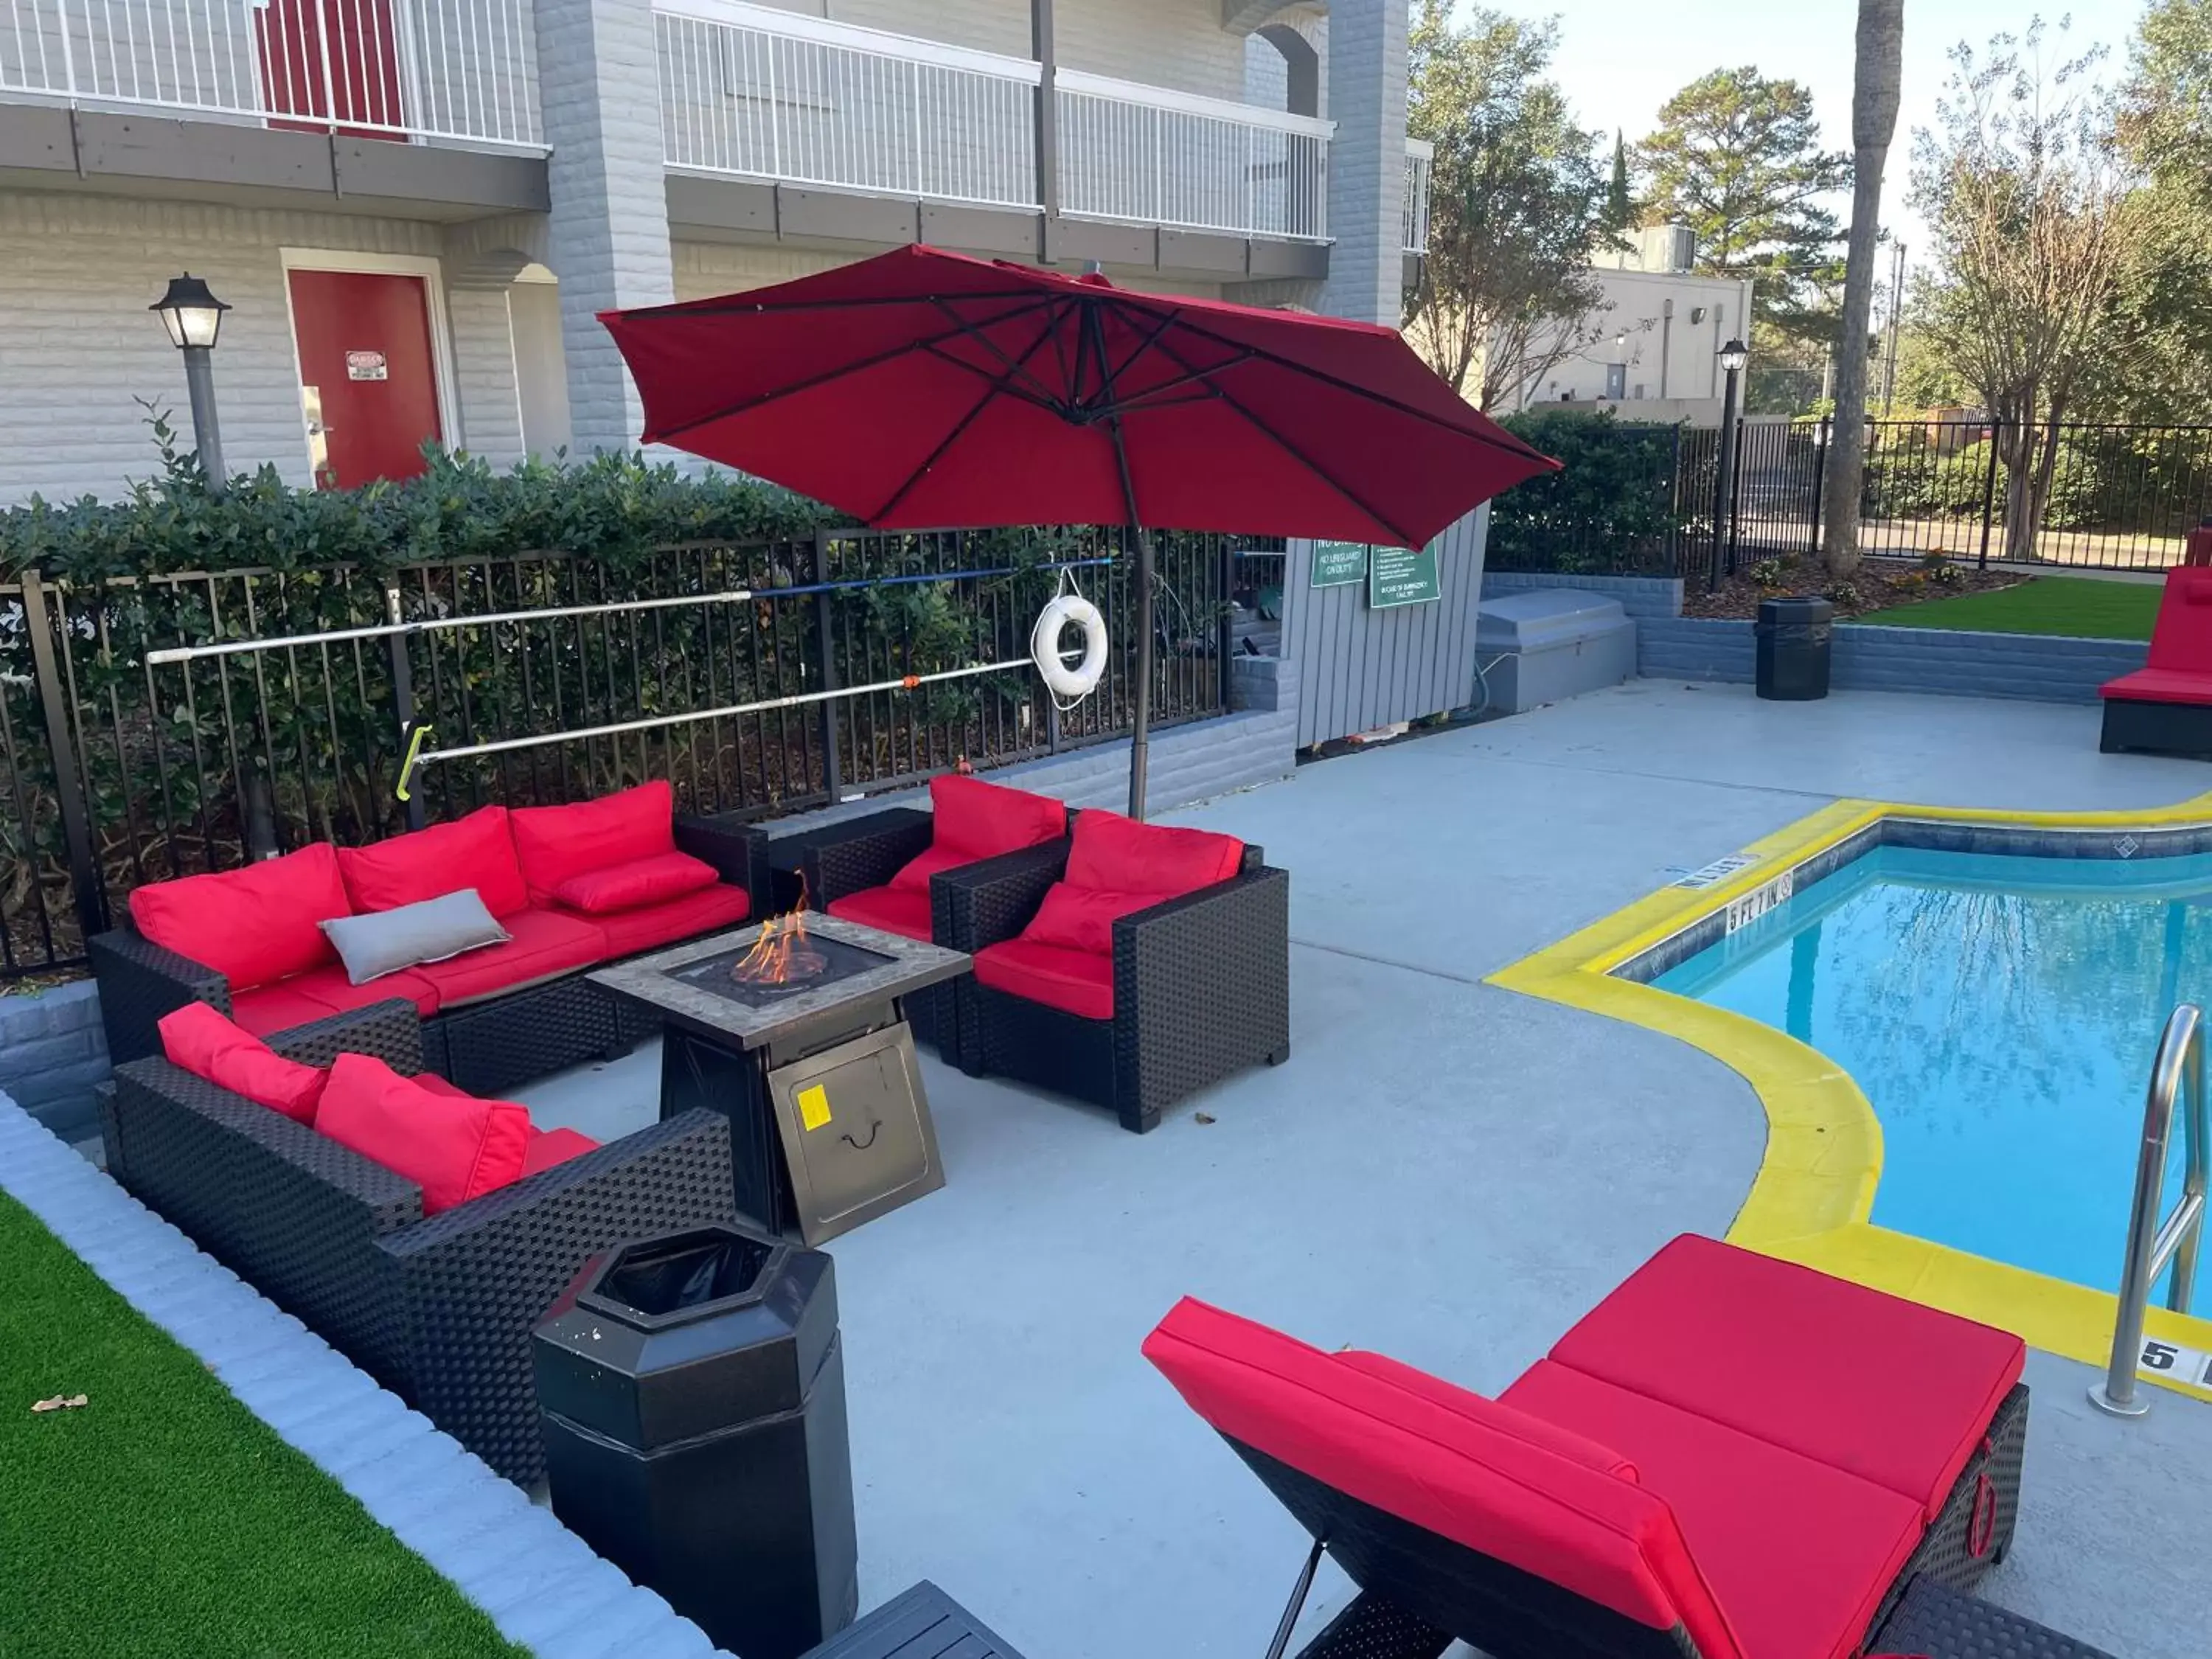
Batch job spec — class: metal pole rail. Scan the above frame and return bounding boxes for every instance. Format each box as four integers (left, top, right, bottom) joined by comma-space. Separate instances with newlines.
2092, 1001, 2208, 1416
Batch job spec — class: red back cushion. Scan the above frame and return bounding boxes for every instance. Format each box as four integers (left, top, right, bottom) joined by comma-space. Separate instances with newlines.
129, 844, 352, 990
1065, 811, 1242, 898
929, 774, 1068, 860
1332, 1351, 1641, 1482
156, 1001, 327, 1125
315, 1053, 533, 1215
1142, 1298, 1746, 1659
551, 851, 720, 914
508, 782, 676, 900
2149, 566, 2212, 671
1021, 882, 1158, 956
337, 805, 530, 919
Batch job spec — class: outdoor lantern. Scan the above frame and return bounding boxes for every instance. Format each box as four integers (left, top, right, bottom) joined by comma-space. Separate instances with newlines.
150, 274, 230, 351
1718, 338, 1750, 375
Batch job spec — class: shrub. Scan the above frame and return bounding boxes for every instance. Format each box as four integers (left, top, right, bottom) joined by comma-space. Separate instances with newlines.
1486, 409, 1683, 574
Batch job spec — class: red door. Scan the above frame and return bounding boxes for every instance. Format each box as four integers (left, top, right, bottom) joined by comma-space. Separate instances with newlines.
257, 0, 406, 136
288, 270, 442, 489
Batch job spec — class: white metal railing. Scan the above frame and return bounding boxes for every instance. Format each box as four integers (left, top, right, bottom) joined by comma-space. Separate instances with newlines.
0, 0, 542, 146
1055, 67, 1329, 242
655, 0, 1039, 211
1403, 137, 1433, 254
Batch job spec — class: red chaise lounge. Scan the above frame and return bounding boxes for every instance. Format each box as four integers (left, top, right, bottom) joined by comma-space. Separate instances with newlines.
2101, 566, 2212, 758
1145, 1234, 2043, 1659
91, 781, 757, 1097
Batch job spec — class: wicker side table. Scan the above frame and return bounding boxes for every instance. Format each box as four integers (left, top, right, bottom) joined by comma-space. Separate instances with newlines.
1873, 1576, 2118, 1659
804, 1582, 1029, 1658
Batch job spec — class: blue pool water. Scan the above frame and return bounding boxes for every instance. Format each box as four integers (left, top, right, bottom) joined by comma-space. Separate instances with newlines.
1655, 846, 2202, 1310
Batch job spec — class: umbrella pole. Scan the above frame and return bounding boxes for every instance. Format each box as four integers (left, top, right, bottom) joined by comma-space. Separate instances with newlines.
1107, 420, 1153, 821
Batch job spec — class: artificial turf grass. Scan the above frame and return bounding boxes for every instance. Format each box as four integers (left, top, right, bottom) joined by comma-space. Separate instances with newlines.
0, 1191, 525, 1659
1853, 575, 2163, 640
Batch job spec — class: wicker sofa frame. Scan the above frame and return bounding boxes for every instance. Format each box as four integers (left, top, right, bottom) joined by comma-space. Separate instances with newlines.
89, 814, 759, 1100
1251, 1382, 2031, 1659
100, 998, 739, 1486
936, 836, 1290, 1133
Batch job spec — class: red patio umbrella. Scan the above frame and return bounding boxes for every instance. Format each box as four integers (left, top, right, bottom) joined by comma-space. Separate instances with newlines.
600, 245, 1556, 816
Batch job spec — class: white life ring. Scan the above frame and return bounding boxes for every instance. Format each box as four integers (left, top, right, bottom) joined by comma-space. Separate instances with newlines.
1032, 593, 1108, 700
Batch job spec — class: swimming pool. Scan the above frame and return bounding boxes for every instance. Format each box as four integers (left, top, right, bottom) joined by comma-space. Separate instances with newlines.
1653, 842, 2202, 1313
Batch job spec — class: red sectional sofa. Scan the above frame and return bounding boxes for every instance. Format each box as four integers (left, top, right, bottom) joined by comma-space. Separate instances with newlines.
1146, 1234, 2031, 1659
101, 995, 737, 1486
91, 782, 757, 1097
2101, 566, 2212, 758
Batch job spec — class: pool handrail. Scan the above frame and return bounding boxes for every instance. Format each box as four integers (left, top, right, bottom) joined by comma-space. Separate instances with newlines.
2091, 1001, 2208, 1416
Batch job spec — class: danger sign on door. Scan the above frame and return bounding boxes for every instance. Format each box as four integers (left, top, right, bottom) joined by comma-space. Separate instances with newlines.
345, 349, 388, 381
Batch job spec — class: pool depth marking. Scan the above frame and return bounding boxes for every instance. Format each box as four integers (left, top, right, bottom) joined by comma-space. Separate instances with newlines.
1490, 793, 2212, 1402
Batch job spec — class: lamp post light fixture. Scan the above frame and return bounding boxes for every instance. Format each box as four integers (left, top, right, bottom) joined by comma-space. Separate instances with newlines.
151, 273, 232, 492
1708, 337, 1749, 593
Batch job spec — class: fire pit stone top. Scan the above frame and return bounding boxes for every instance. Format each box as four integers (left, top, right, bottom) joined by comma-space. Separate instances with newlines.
588, 909, 971, 1050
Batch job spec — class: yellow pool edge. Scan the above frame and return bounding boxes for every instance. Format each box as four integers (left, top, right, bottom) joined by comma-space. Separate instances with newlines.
1488, 793, 2212, 1402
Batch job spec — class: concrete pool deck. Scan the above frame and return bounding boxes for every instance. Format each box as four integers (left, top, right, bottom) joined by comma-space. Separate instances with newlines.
523, 683, 2211, 1659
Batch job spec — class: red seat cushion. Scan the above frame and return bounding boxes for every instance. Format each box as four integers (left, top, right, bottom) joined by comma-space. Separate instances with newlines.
157, 1002, 327, 1125
228, 964, 441, 1038
888, 841, 973, 894
409, 908, 605, 1006
522, 1126, 600, 1176
826, 883, 934, 942
1144, 1298, 1745, 1659
316, 1053, 532, 1215
2099, 667, 2212, 706
336, 805, 531, 919
930, 773, 1068, 860
1065, 810, 1242, 897
1545, 1235, 2025, 1520
509, 781, 677, 902
551, 850, 720, 914
1504, 1360, 1924, 1659
973, 937, 1116, 1020
1020, 883, 1158, 956
1333, 1351, 1639, 1481
566, 880, 753, 959
129, 844, 352, 990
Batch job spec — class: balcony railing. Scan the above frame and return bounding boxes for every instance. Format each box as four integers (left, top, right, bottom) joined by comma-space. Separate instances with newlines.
1404, 139, 1432, 254
0, 0, 543, 146
655, 0, 1333, 243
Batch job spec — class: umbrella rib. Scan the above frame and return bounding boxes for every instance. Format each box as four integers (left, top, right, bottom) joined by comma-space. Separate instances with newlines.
645, 296, 1063, 444
928, 296, 1069, 411
1096, 307, 1183, 410
1113, 302, 1557, 465
1143, 327, 1427, 547
1097, 353, 1255, 414
645, 288, 1051, 319
869, 310, 1070, 524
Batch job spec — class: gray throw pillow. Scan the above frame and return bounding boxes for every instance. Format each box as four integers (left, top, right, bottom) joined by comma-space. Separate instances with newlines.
320, 889, 510, 986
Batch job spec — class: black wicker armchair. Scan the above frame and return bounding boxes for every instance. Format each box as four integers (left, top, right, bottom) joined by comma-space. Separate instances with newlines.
102, 998, 737, 1486
91, 813, 758, 1100
939, 837, 1290, 1134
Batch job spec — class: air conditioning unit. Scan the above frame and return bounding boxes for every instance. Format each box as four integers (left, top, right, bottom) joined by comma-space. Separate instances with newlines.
1640, 223, 1695, 274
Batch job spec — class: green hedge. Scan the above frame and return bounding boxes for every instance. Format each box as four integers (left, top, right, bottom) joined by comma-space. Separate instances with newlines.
1486, 409, 1683, 574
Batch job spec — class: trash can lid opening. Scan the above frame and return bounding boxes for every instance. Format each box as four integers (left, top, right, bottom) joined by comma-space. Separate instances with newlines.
599, 1230, 779, 1318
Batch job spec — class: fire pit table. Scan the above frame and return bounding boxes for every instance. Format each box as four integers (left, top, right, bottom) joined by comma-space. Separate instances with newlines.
590, 912, 969, 1245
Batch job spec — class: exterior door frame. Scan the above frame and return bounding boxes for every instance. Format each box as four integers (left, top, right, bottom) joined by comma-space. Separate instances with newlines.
277, 248, 460, 481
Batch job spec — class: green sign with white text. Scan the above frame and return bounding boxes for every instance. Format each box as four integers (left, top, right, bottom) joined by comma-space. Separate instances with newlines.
1368, 542, 1441, 609
1311, 540, 1368, 588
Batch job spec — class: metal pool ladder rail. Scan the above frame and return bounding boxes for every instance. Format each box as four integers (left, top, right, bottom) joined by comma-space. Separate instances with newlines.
2092, 1001, 2208, 1416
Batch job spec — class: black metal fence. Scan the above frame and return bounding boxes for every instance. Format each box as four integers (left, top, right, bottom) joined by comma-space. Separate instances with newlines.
0, 527, 1231, 979
1490, 417, 2212, 579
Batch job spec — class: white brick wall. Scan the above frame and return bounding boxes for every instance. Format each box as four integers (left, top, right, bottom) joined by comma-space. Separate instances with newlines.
0, 192, 524, 506
1318, 0, 1405, 324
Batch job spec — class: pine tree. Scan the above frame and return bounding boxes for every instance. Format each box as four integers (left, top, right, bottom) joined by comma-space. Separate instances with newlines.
1605, 131, 1633, 230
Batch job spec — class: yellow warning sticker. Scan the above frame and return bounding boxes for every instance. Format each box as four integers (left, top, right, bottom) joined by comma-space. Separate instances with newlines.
796, 1084, 832, 1132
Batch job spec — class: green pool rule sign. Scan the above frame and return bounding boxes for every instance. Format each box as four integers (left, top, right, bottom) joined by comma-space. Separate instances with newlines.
1368, 541, 1441, 608
1311, 540, 1368, 588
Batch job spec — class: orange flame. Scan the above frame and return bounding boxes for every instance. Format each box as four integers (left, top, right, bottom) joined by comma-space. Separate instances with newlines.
731, 872, 827, 986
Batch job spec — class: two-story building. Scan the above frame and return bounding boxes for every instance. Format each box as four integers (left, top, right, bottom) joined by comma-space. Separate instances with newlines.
0, 0, 1429, 503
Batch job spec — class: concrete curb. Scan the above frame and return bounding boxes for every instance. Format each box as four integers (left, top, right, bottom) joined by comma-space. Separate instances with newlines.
0, 1095, 726, 1659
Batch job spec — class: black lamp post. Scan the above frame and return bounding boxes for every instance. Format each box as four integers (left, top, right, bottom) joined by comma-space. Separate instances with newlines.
151, 274, 232, 492
1708, 336, 1749, 592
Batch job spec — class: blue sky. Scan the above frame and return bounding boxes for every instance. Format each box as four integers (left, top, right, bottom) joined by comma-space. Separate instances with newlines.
1507, 0, 2140, 268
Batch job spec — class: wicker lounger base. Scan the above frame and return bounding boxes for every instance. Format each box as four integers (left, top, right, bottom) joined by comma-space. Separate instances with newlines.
2101, 696, 2212, 759
1871, 1573, 2118, 1659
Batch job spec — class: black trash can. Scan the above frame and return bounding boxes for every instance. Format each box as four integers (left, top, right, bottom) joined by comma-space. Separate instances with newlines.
534, 1225, 858, 1659
1755, 595, 1834, 700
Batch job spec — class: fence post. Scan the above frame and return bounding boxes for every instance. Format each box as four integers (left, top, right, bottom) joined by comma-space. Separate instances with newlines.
386, 585, 426, 832
1977, 421, 2003, 568
1807, 416, 1830, 560
813, 530, 844, 805
19, 569, 108, 946
1217, 536, 1236, 711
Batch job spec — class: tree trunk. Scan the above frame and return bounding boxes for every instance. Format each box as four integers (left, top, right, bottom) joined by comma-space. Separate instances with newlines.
1820, 0, 1905, 577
